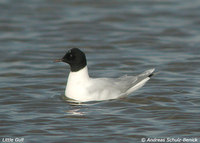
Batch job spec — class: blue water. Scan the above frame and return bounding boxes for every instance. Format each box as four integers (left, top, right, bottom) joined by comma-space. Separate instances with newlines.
0, 0, 200, 142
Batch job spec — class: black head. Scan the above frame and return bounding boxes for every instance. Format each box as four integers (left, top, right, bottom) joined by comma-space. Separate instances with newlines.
56, 48, 87, 72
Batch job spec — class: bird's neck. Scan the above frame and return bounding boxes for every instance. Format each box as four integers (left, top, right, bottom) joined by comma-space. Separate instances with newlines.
68, 66, 90, 81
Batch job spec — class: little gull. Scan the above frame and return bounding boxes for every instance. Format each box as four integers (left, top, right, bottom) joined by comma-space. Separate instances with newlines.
55, 48, 155, 102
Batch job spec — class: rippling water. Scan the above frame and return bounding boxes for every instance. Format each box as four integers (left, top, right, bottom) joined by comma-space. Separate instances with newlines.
1, 0, 200, 142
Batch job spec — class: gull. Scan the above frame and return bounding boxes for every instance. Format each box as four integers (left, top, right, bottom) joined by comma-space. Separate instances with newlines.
55, 48, 155, 102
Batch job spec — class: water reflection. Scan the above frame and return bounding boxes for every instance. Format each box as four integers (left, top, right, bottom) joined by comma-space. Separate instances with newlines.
66, 108, 86, 116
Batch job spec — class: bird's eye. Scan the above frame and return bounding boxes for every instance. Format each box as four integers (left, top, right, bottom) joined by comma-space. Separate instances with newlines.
68, 53, 74, 60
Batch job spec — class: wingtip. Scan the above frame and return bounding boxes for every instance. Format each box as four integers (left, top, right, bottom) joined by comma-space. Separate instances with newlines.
148, 68, 155, 78
148, 69, 159, 78
150, 68, 155, 73
148, 73, 154, 77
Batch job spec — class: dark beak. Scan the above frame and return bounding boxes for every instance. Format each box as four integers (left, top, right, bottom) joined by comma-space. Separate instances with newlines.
54, 59, 63, 63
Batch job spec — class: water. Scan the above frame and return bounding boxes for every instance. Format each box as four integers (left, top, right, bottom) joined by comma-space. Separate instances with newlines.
1, 0, 200, 142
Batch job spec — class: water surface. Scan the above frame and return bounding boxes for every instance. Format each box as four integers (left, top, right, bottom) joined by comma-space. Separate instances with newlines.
0, 0, 200, 142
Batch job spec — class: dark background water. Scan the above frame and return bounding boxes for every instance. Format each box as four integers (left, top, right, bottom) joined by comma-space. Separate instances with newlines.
0, 0, 200, 142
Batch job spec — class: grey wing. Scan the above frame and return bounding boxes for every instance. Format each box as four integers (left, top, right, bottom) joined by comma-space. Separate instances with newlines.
113, 75, 137, 93
89, 69, 155, 98
114, 68, 155, 95
89, 76, 135, 95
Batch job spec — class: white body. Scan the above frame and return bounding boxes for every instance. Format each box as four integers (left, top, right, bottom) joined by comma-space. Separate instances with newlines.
65, 66, 154, 102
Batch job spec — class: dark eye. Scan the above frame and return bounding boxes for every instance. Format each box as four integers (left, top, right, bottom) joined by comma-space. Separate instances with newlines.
68, 53, 75, 60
